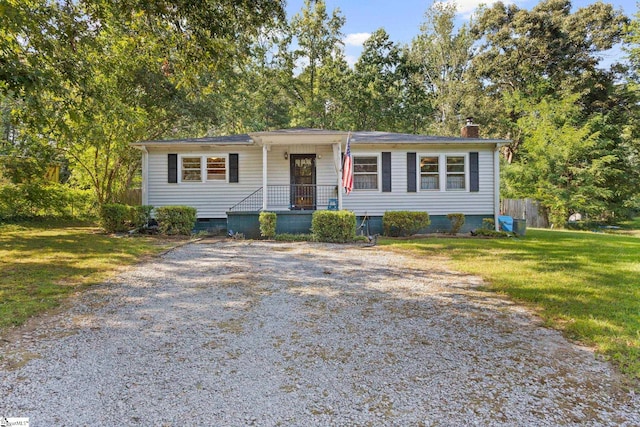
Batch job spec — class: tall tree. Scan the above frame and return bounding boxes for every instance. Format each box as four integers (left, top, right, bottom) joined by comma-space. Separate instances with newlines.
349, 29, 404, 131
471, 0, 628, 162
410, 2, 475, 136
286, 0, 347, 128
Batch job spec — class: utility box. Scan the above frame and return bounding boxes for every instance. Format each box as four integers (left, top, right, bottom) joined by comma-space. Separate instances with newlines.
513, 219, 527, 236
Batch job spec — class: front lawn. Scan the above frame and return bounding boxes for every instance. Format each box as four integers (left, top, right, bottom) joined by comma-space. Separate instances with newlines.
380, 228, 640, 380
0, 221, 177, 329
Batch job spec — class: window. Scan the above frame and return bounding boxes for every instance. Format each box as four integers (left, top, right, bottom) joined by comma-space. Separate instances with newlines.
420, 156, 439, 190
446, 156, 465, 190
207, 156, 226, 180
354, 156, 378, 190
181, 157, 202, 182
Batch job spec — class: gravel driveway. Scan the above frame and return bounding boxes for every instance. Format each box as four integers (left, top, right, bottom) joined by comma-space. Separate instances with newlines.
1, 240, 638, 426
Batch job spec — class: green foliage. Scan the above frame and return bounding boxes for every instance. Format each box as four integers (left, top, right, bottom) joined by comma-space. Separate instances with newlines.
482, 218, 495, 230
155, 206, 197, 235
100, 203, 130, 233
0, 182, 93, 221
473, 228, 511, 238
274, 233, 313, 242
129, 205, 154, 230
311, 210, 356, 243
259, 211, 277, 239
447, 213, 465, 234
382, 211, 431, 237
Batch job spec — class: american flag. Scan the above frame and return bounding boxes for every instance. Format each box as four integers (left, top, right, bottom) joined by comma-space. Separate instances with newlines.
342, 132, 353, 195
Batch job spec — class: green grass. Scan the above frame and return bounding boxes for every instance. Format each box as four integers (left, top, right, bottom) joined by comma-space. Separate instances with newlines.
0, 220, 177, 329
380, 228, 640, 380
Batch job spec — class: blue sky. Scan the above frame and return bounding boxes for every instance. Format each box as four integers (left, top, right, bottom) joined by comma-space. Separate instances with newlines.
285, 0, 638, 67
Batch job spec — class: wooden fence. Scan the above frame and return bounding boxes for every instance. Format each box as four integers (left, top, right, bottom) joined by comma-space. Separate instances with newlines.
500, 198, 549, 228
117, 188, 142, 206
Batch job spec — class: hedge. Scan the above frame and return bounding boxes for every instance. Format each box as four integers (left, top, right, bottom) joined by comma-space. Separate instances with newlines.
382, 211, 430, 237
311, 210, 356, 243
155, 206, 197, 235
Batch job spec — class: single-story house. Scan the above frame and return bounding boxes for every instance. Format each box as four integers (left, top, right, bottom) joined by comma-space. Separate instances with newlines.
131, 124, 508, 238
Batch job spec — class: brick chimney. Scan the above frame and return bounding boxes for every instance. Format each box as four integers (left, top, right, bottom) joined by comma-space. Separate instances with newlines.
461, 117, 479, 138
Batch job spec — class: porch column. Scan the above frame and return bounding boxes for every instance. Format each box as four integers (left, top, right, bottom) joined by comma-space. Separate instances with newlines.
263, 144, 268, 211
333, 143, 343, 210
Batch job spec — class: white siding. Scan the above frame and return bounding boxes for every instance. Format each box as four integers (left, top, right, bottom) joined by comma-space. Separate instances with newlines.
144, 144, 496, 218
342, 147, 495, 216
147, 147, 263, 218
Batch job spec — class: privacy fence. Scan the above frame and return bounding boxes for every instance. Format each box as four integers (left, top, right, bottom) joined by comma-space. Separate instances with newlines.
500, 198, 549, 228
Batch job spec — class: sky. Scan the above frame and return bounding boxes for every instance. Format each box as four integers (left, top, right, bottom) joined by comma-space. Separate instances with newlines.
285, 0, 638, 67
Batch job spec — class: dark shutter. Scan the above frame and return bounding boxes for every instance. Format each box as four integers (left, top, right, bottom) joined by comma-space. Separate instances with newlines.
407, 152, 416, 192
470, 152, 479, 192
382, 152, 391, 192
168, 154, 177, 183
229, 153, 239, 183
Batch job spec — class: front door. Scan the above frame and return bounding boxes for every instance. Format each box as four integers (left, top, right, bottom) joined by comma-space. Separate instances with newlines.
290, 154, 316, 210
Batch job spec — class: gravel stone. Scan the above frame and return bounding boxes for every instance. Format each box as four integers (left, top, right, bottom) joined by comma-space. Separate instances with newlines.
1, 240, 638, 426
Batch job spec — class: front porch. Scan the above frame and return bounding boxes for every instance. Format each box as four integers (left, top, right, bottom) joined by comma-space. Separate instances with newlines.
228, 185, 338, 212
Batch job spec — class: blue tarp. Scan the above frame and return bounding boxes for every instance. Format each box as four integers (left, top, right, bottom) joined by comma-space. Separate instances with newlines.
498, 215, 513, 232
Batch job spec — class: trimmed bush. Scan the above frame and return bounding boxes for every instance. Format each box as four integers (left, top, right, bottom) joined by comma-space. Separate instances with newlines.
259, 212, 277, 239
100, 203, 130, 233
129, 205, 154, 230
274, 233, 313, 242
155, 206, 197, 235
447, 213, 465, 235
311, 210, 356, 243
473, 228, 511, 238
382, 211, 430, 237
482, 218, 495, 230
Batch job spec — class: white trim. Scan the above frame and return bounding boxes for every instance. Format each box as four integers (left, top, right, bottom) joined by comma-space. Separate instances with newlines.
352, 153, 381, 192
444, 153, 469, 192
262, 145, 268, 210
205, 154, 229, 182
494, 147, 500, 231
417, 153, 441, 192
178, 155, 204, 183
140, 146, 149, 205
177, 154, 231, 183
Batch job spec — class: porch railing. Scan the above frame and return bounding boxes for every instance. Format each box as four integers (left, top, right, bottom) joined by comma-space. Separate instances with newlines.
228, 185, 338, 212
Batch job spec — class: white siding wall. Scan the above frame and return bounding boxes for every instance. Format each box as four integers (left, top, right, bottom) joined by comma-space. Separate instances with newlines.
147, 146, 263, 218
342, 147, 495, 216
145, 144, 495, 218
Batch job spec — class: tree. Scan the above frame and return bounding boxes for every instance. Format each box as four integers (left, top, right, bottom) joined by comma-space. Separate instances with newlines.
471, 0, 628, 162
410, 2, 475, 136
1, 0, 286, 207
286, 0, 347, 128
348, 29, 404, 131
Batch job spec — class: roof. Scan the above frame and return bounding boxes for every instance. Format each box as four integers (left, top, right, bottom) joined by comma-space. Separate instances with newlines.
350, 131, 507, 145
131, 134, 253, 146
132, 129, 509, 147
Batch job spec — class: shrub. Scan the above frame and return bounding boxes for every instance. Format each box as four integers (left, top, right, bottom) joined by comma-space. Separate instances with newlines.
473, 228, 512, 238
274, 233, 313, 242
382, 211, 430, 237
155, 206, 197, 235
482, 218, 495, 230
0, 182, 93, 221
129, 205, 154, 230
100, 203, 130, 233
447, 213, 465, 235
311, 210, 356, 243
259, 211, 277, 239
